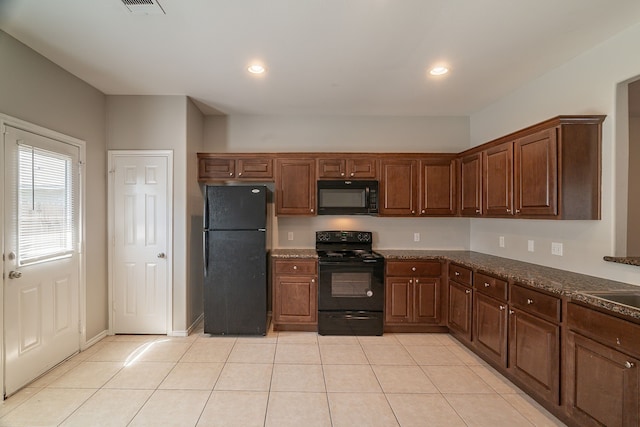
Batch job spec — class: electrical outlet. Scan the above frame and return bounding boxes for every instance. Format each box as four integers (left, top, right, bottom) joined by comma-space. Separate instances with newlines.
287, 232, 294, 241
499, 236, 505, 248
551, 242, 563, 256
414, 233, 420, 242
528, 240, 534, 252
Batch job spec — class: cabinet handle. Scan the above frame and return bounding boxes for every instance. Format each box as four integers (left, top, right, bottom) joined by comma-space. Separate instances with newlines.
454, 271, 460, 276
293, 265, 297, 270
311, 279, 315, 283
411, 210, 415, 214
516, 209, 521, 213
509, 309, 515, 314
416, 279, 419, 283
238, 172, 242, 176
527, 298, 534, 305
475, 209, 480, 214
499, 305, 506, 311
484, 282, 490, 287
310, 208, 314, 213
465, 289, 471, 294
350, 172, 355, 177
421, 209, 425, 214
229, 172, 233, 176
341, 172, 345, 176
409, 279, 413, 284
411, 267, 416, 271
625, 361, 636, 369
506, 209, 511, 213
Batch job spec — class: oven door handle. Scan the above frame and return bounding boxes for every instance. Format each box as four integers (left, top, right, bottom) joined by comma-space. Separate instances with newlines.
328, 314, 373, 320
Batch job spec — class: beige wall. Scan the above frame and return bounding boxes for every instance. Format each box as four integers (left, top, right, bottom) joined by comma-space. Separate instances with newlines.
106, 95, 194, 333
469, 23, 640, 285
203, 114, 472, 249
186, 99, 204, 328
0, 31, 108, 340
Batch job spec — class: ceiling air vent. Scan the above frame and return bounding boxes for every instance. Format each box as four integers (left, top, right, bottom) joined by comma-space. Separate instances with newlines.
121, 0, 165, 15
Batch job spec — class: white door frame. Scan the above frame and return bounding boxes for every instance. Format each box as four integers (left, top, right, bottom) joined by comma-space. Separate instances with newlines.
0, 113, 86, 397
107, 150, 173, 335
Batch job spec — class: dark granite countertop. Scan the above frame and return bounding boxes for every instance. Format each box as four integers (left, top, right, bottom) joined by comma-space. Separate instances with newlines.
271, 248, 640, 321
271, 249, 317, 259
378, 250, 640, 321
603, 256, 640, 267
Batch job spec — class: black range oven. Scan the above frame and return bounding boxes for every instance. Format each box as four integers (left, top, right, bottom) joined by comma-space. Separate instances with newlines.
316, 231, 384, 335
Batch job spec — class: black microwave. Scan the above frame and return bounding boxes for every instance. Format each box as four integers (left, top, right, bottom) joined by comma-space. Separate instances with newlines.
317, 180, 379, 215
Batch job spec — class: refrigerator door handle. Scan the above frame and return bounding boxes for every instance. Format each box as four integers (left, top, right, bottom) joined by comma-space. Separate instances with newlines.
203, 233, 209, 274
258, 228, 266, 232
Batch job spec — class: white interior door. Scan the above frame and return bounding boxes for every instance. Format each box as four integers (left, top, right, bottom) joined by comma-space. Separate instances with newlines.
3, 125, 81, 397
109, 152, 172, 334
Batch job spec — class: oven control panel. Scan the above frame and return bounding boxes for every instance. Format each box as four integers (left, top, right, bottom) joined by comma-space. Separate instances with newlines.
316, 231, 372, 243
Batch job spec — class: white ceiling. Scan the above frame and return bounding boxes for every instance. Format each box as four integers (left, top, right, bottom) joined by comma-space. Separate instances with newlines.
1, 0, 640, 116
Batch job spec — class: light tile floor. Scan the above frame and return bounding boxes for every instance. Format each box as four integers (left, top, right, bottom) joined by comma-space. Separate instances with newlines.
0, 323, 567, 426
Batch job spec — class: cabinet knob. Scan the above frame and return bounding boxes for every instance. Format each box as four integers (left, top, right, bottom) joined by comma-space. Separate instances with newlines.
293, 265, 297, 270
454, 271, 460, 276
506, 209, 511, 213
484, 282, 490, 288
311, 279, 315, 283
409, 279, 413, 284
527, 298, 534, 305
625, 361, 636, 369
229, 172, 233, 176
238, 172, 242, 176
411, 210, 415, 214
411, 267, 416, 271
310, 208, 314, 213
465, 289, 471, 294
499, 305, 506, 311
421, 209, 425, 214
341, 172, 345, 176
516, 209, 521, 213
509, 309, 515, 315
475, 209, 480, 214
350, 172, 355, 177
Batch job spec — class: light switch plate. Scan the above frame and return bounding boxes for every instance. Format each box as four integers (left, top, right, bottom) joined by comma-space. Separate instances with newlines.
528, 240, 534, 252
499, 236, 505, 248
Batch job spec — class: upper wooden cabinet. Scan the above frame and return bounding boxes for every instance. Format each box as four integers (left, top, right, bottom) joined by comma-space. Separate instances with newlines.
197, 153, 273, 181
380, 156, 457, 217
317, 157, 377, 179
275, 158, 316, 216
460, 152, 482, 216
459, 115, 605, 219
420, 157, 457, 216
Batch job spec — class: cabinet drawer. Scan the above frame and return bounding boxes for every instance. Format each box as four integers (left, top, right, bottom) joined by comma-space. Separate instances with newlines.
448, 263, 472, 286
274, 260, 317, 275
475, 272, 508, 301
386, 261, 442, 277
511, 284, 561, 323
568, 303, 640, 358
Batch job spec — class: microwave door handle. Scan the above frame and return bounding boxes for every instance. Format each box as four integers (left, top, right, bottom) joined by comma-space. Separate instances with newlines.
365, 186, 370, 209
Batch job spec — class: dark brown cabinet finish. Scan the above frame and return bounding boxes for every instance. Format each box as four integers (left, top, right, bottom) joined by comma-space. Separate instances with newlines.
317, 157, 377, 179
484, 142, 513, 217
379, 159, 419, 216
473, 292, 508, 366
460, 152, 482, 216
508, 307, 560, 405
197, 154, 274, 181
447, 263, 473, 342
514, 128, 558, 217
272, 260, 318, 330
275, 158, 316, 215
420, 157, 457, 216
565, 302, 640, 427
385, 260, 443, 330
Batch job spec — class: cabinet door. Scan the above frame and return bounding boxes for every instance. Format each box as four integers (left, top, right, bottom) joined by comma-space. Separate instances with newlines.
273, 275, 317, 324
199, 157, 235, 180
420, 158, 456, 216
460, 153, 482, 216
237, 158, 273, 180
385, 277, 412, 324
448, 280, 472, 341
474, 292, 508, 366
318, 159, 346, 178
566, 331, 639, 427
514, 128, 558, 217
483, 142, 513, 217
380, 159, 418, 216
508, 308, 560, 404
347, 158, 377, 179
275, 158, 316, 215
414, 277, 440, 324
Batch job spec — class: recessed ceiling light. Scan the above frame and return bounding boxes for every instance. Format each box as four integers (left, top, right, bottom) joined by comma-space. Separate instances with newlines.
247, 64, 266, 74
429, 66, 449, 76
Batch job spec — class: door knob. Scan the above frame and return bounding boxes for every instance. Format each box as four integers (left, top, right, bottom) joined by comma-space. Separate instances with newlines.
157, 253, 166, 258
8, 270, 22, 279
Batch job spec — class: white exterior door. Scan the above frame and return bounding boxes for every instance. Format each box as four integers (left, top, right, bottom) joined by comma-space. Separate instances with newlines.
3, 124, 82, 397
109, 151, 172, 334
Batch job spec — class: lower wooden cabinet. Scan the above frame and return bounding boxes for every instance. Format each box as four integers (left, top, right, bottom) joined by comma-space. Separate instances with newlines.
473, 292, 508, 366
565, 303, 640, 427
447, 280, 472, 342
272, 259, 317, 330
384, 260, 444, 331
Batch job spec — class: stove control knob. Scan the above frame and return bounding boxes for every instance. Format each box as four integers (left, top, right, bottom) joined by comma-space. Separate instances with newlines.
357, 233, 370, 242
317, 232, 330, 241
366, 290, 374, 297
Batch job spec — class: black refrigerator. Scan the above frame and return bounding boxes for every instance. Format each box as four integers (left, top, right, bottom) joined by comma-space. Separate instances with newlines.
203, 185, 269, 335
